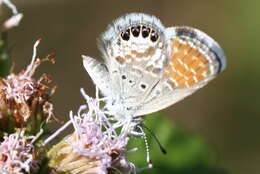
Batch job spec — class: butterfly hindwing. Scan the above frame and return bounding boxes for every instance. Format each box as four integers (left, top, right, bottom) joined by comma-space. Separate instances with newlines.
98, 13, 170, 111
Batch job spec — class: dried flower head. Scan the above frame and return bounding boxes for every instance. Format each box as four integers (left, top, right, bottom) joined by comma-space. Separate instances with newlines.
0, 130, 38, 174
48, 89, 134, 174
0, 40, 56, 131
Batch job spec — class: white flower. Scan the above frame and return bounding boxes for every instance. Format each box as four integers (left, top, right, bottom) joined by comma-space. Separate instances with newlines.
0, 0, 23, 31
48, 89, 135, 174
0, 131, 38, 174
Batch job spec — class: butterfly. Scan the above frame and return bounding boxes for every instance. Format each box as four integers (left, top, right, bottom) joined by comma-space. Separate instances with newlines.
82, 13, 226, 124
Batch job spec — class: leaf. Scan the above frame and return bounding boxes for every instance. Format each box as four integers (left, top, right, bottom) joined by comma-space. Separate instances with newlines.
0, 33, 11, 77
127, 113, 228, 174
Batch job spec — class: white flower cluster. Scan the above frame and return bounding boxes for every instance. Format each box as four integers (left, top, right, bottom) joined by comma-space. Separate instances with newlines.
48, 89, 136, 174
0, 131, 38, 174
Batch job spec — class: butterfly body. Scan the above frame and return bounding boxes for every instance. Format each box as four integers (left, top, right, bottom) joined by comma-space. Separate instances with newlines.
82, 13, 226, 122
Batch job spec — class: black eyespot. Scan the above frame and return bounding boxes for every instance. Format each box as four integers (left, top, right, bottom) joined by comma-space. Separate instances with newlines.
129, 80, 133, 83
121, 29, 130, 41
142, 26, 150, 38
131, 25, 141, 37
122, 75, 127, 79
141, 84, 146, 89
150, 30, 159, 42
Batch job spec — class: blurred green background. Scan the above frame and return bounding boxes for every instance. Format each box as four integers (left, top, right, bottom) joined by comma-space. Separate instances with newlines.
3, 0, 260, 173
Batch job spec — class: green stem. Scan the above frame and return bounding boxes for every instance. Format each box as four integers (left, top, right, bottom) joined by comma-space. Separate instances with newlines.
0, 31, 10, 77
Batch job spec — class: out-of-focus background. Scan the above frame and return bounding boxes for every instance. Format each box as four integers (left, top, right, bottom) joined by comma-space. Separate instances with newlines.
3, 0, 260, 174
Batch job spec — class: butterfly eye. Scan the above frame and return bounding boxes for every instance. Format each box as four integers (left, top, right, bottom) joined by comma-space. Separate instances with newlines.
142, 26, 150, 38
150, 30, 159, 42
131, 25, 141, 37
121, 29, 130, 41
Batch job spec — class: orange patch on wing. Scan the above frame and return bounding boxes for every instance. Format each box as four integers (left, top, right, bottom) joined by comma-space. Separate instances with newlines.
115, 56, 125, 64
164, 38, 209, 88
115, 47, 156, 64
132, 47, 155, 58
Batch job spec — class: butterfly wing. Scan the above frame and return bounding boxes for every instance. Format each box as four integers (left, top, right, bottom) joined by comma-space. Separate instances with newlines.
98, 13, 171, 112
82, 55, 112, 96
135, 26, 226, 116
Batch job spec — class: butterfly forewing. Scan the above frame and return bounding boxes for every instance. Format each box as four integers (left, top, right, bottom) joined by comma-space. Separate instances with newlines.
135, 26, 226, 116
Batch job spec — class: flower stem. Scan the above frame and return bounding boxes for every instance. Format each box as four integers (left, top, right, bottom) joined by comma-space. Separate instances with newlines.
43, 120, 72, 146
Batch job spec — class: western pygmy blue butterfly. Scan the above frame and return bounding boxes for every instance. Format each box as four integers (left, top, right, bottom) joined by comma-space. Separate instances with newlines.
82, 13, 226, 126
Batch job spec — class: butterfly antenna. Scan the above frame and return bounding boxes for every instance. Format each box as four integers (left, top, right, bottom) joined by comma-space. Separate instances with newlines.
137, 125, 153, 169
142, 123, 167, 154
